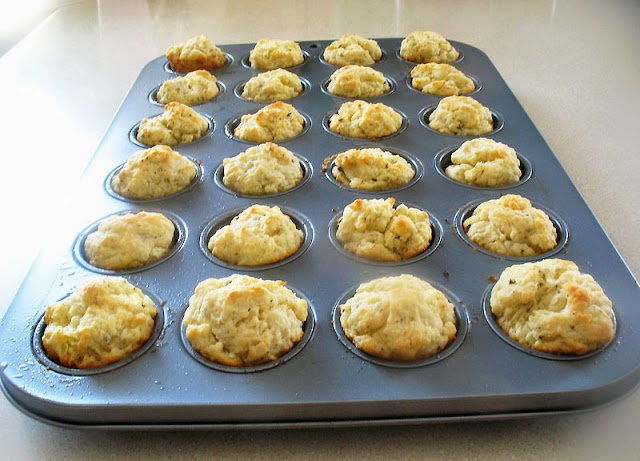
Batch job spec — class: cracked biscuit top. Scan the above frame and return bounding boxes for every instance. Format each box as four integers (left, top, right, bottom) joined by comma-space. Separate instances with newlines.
329, 100, 402, 139
249, 39, 304, 70
490, 259, 614, 355
428, 95, 493, 136
242, 69, 303, 102
234, 101, 305, 143
156, 70, 219, 105
410, 63, 474, 96
166, 34, 226, 73
136, 102, 209, 146
330, 147, 414, 191
400, 30, 459, 63
326, 65, 390, 98
445, 138, 521, 187
323, 33, 382, 66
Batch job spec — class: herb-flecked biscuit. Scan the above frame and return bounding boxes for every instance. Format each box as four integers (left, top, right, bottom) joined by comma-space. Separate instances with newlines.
136, 102, 209, 146
166, 34, 226, 73
208, 205, 303, 266
111, 145, 197, 200
323, 34, 382, 66
336, 197, 432, 262
331, 148, 414, 191
329, 100, 403, 139
339, 274, 457, 361
223, 142, 303, 195
156, 70, 219, 105
428, 95, 493, 136
410, 63, 474, 96
445, 138, 521, 187
326, 65, 390, 98
249, 39, 304, 70
490, 259, 614, 355
84, 211, 175, 270
233, 101, 305, 143
241, 69, 303, 102
183, 274, 308, 366
463, 194, 557, 257
400, 31, 459, 63
42, 277, 157, 369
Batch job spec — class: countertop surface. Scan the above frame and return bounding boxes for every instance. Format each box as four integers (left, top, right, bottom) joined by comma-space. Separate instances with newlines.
0, 1, 638, 459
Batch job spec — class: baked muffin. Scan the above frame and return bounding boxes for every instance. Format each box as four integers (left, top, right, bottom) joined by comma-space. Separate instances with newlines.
183, 274, 308, 366
136, 102, 209, 146
463, 194, 557, 257
323, 33, 382, 66
339, 274, 457, 361
166, 34, 227, 73
445, 138, 521, 187
329, 100, 403, 139
233, 101, 305, 142
428, 95, 493, 136
490, 259, 615, 355
223, 142, 303, 195
400, 31, 459, 63
330, 148, 414, 191
326, 65, 390, 98
242, 69, 303, 102
84, 211, 176, 270
336, 197, 432, 262
156, 70, 219, 105
411, 63, 474, 96
111, 145, 197, 200
208, 205, 303, 266
249, 39, 304, 70
42, 276, 157, 369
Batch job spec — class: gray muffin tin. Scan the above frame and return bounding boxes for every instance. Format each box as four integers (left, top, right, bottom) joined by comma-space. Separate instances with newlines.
1, 38, 639, 429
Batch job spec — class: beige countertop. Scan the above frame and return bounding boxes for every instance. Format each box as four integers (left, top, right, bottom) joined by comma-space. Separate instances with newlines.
0, 1, 638, 459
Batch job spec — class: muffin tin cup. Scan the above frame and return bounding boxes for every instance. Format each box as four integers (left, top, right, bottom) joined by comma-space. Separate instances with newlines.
148, 81, 226, 107
163, 52, 234, 74
453, 198, 569, 261
240, 50, 311, 71
328, 207, 443, 266
129, 113, 215, 148
319, 75, 397, 100
318, 49, 388, 67
199, 206, 313, 271
213, 154, 312, 198
224, 110, 312, 145
481, 284, 617, 361
104, 157, 203, 203
233, 76, 312, 103
321, 107, 409, 141
405, 74, 482, 97
31, 286, 166, 376
331, 282, 468, 368
418, 105, 504, 138
323, 146, 423, 194
180, 292, 316, 374
434, 146, 533, 190
72, 209, 187, 275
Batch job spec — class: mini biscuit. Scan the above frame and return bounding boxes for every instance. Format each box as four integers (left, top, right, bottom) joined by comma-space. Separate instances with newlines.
400, 31, 459, 63
463, 194, 557, 257
233, 101, 305, 143
329, 100, 403, 139
166, 34, 226, 73
111, 145, 197, 200
428, 95, 493, 136
326, 65, 390, 98
84, 211, 176, 271
183, 274, 308, 366
331, 148, 415, 191
411, 63, 475, 96
241, 69, 303, 102
490, 259, 615, 355
323, 33, 382, 66
223, 142, 303, 195
136, 102, 209, 146
156, 70, 219, 105
340, 274, 457, 361
208, 205, 303, 266
42, 276, 157, 369
445, 138, 521, 187
249, 39, 304, 70
336, 197, 432, 262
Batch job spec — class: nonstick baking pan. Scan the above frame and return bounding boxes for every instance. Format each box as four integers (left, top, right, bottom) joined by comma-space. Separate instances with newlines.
1, 38, 639, 428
